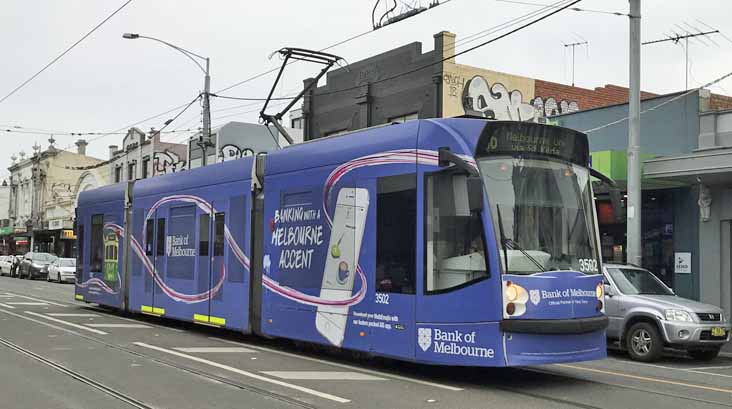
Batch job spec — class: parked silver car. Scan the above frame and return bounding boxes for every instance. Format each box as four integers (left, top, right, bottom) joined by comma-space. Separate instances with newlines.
603, 264, 730, 361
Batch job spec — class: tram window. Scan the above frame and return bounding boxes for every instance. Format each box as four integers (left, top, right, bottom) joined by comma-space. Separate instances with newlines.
214, 212, 225, 256
199, 214, 210, 257
156, 218, 166, 256
145, 219, 154, 256
90, 215, 104, 273
425, 171, 488, 293
376, 174, 416, 294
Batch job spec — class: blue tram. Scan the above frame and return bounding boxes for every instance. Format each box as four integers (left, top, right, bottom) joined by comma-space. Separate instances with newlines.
76, 118, 611, 366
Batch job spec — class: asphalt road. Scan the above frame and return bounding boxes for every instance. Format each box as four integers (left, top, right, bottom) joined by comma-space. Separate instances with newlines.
1, 276, 730, 409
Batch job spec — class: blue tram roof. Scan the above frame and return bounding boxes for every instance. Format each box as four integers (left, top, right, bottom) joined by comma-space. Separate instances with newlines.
264, 118, 489, 175
133, 156, 254, 199
78, 182, 127, 207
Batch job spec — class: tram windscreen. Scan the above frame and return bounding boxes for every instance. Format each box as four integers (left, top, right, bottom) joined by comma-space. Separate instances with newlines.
479, 157, 600, 275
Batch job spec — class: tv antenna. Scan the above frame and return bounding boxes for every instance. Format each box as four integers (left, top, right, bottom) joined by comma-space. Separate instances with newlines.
642, 21, 721, 90
562, 35, 588, 86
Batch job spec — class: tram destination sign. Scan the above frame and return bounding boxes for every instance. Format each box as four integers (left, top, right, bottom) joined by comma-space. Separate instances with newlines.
475, 121, 589, 166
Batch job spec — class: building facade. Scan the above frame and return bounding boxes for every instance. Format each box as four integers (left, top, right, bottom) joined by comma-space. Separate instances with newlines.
7, 139, 105, 257
553, 89, 732, 319
0, 180, 10, 254
296, 30, 659, 139
109, 128, 188, 183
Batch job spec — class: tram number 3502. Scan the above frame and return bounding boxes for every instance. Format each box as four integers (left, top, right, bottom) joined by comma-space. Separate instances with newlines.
375, 293, 390, 305
578, 258, 599, 273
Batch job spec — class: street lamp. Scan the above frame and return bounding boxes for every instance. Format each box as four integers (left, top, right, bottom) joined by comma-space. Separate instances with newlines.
122, 32, 213, 166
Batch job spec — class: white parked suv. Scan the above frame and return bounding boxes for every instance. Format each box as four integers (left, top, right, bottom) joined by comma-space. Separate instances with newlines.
604, 264, 731, 361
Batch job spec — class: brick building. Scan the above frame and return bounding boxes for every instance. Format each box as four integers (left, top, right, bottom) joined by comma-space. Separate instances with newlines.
295, 30, 731, 139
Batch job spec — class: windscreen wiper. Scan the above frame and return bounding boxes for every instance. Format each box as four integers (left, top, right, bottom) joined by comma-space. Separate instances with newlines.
502, 238, 547, 272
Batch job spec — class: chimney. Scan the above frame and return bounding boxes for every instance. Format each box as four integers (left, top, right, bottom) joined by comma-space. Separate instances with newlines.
75, 139, 88, 155
109, 145, 119, 159
434, 31, 456, 64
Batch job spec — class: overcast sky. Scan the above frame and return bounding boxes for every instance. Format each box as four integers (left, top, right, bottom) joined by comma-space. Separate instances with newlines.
1, 0, 731, 178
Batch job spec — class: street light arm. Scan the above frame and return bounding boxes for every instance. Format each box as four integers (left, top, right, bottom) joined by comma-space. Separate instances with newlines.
134, 35, 207, 74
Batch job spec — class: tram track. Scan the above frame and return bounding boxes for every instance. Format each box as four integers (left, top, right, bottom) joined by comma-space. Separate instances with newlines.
4, 285, 732, 409
0, 306, 317, 409
0, 336, 154, 409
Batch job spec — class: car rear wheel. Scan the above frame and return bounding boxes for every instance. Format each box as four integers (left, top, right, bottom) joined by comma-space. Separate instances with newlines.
626, 322, 663, 362
688, 348, 720, 361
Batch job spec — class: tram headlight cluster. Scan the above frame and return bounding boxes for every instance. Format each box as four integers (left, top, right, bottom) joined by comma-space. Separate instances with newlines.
596, 282, 604, 312
503, 281, 528, 318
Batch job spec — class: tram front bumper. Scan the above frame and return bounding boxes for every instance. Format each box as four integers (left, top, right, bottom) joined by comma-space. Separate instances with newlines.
500, 315, 608, 334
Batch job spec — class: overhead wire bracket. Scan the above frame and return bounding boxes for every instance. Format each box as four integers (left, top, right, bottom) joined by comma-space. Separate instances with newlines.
259, 47, 342, 145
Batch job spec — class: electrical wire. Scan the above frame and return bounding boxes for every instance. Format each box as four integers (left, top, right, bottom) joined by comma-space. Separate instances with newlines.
583, 69, 732, 133
0, 0, 133, 106
494, 0, 626, 17
315, 0, 583, 98
210, 94, 294, 101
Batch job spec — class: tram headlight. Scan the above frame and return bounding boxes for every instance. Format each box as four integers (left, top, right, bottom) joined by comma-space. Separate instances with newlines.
596, 282, 604, 299
505, 285, 518, 302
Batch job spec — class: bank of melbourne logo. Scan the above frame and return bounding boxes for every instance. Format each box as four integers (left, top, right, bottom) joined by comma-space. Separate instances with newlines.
166, 236, 172, 257
530, 289, 541, 306
418, 328, 432, 352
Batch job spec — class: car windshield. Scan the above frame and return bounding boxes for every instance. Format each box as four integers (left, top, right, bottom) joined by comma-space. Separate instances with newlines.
59, 259, 76, 267
479, 157, 600, 275
607, 268, 673, 295
32, 253, 56, 262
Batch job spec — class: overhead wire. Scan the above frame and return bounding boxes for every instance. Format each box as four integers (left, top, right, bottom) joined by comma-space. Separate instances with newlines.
582, 69, 732, 134
0, 0, 133, 106
313, 0, 583, 98
494, 0, 626, 17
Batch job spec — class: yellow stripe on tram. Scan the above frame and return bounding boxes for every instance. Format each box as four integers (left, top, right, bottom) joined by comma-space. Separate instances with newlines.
193, 314, 226, 327
141, 305, 165, 316
75, 294, 84, 301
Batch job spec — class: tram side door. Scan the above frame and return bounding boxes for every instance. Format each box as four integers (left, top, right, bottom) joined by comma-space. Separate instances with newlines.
364, 170, 418, 359
151, 208, 167, 313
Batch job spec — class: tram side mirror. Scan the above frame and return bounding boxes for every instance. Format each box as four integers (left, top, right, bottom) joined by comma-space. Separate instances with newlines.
467, 176, 484, 212
438, 147, 478, 177
590, 167, 622, 222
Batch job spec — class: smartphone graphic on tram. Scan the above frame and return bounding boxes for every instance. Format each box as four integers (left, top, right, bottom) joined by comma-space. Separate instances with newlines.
316, 187, 369, 346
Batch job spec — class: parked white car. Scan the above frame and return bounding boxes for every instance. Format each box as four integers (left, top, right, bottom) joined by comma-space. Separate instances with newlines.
0, 256, 12, 276
46, 258, 76, 283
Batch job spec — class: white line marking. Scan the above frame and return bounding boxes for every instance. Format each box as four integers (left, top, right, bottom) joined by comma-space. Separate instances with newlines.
689, 365, 732, 370
47, 313, 100, 317
263, 371, 386, 381
6, 302, 48, 306
0, 303, 15, 309
5, 292, 67, 307
0, 308, 83, 336
25, 312, 107, 335
606, 357, 732, 378
134, 342, 350, 403
86, 324, 152, 329
0, 294, 15, 298
173, 347, 257, 353
209, 337, 463, 391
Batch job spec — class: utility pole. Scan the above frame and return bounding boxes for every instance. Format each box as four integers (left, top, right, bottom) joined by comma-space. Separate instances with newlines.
199, 57, 212, 166
563, 40, 588, 86
627, 0, 642, 266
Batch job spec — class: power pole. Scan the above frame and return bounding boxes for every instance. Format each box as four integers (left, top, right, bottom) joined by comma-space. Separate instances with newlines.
199, 57, 212, 166
563, 40, 588, 86
627, 0, 642, 266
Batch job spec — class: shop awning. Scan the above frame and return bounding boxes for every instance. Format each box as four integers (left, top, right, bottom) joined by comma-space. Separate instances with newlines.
644, 148, 732, 185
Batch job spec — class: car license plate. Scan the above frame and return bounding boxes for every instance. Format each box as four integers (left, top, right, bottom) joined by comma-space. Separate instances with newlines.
711, 327, 725, 337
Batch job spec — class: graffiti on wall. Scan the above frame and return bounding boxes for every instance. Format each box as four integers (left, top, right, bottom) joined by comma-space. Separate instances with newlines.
458, 75, 579, 121
154, 150, 186, 175
219, 144, 254, 162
